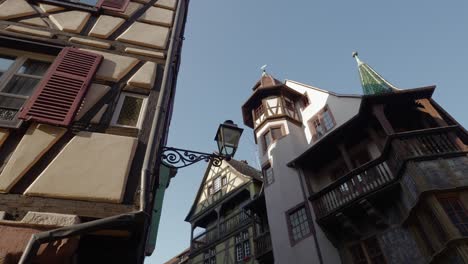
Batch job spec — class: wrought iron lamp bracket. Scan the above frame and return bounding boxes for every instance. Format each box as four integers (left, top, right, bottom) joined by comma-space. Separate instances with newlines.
160, 147, 231, 169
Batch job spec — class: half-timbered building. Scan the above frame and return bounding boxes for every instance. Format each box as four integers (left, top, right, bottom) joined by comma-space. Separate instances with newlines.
0, 0, 189, 262
185, 159, 273, 264
241, 54, 468, 263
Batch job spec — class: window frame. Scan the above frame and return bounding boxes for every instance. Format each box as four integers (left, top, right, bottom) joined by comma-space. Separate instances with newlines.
300, 92, 310, 109
0, 48, 54, 128
260, 125, 285, 153
234, 230, 251, 262
33, 0, 100, 12
110, 92, 148, 129
437, 194, 468, 236
32, 0, 129, 13
309, 105, 336, 142
347, 236, 387, 264
285, 202, 313, 246
262, 163, 274, 186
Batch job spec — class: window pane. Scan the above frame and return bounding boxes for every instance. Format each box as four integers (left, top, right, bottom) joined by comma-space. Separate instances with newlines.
289, 206, 311, 242
58, 0, 99, 5
0, 55, 15, 71
117, 96, 143, 127
263, 131, 271, 149
322, 109, 335, 131
18, 59, 50, 76
0, 94, 26, 122
271, 127, 283, 140
3, 76, 40, 96
80, 0, 99, 5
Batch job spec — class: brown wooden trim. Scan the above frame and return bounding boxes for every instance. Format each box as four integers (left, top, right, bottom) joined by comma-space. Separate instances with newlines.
0, 193, 136, 220
372, 104, 394, 135
253, 114, 302, 134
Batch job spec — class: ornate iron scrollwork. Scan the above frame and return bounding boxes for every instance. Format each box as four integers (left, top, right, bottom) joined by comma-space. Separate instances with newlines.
160, 147, 230, 169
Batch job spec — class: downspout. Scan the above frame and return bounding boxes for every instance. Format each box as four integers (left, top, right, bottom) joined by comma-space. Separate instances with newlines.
296, 166, 324, 264
18, 0, 189, 262
139, 0, 187, 212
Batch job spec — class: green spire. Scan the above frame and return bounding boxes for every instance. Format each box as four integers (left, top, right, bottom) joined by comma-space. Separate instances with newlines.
353, 52, 398, 95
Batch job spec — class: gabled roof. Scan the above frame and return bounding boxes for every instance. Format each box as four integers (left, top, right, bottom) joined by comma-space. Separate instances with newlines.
185, 158, 262, 222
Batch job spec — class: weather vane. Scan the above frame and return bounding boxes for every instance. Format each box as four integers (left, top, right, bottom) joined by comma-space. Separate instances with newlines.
260, 64, 268, 75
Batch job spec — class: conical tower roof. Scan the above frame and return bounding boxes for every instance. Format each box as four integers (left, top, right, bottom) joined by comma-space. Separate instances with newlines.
353, 52, 399, 95
252, 68, 282, 91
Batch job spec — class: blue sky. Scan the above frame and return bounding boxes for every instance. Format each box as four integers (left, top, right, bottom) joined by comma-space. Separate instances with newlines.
147, 1, 468, 263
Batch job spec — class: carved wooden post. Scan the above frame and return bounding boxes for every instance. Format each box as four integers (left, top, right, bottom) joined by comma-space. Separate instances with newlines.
372, 104, 394, 135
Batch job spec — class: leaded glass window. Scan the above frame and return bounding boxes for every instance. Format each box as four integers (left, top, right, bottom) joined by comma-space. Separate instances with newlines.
111, 93, 148, 129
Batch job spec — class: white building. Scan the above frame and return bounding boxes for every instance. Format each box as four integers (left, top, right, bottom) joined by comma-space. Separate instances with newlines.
241, 68, 361, 264
241, 53, 468, 264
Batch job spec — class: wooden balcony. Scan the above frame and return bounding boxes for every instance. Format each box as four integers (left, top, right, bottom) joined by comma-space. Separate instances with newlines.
254, 231, 272, 259
191, 210, 251, 253
310, 126, 467, 221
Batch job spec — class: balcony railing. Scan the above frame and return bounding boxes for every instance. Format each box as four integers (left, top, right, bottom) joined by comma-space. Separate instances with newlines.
310, 126, 466, 220
254, 231, 272, 258
191, 210, 252, 252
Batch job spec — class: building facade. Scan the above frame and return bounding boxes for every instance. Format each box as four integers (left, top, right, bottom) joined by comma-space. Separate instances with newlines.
185, 159, 273, 264
0, 0, 189, 263
241, 54, 468, 263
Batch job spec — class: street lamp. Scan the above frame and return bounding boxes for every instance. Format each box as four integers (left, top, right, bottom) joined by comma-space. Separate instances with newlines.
161, 120, 244, 169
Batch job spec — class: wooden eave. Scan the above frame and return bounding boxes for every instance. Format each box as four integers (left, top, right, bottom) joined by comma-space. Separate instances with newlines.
288, 85, 436, 168
242, 84, 306, 128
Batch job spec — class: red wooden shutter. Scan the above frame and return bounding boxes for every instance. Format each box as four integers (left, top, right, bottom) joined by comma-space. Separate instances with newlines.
97, 0, 130, 12
19, 47, 103, 126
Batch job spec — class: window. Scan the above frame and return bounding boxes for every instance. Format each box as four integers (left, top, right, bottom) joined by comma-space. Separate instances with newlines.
213, 177, 221, 193
261, 126, 284, 152
221, 176, 227, 186
300, 93, 310, 108
0, 52, 52, 127
254, 104, 264, 120
111, 93, 148, 129
309, 105, 336, 141
204, 248, 216, 264
207, 185, 213, 195
348, 237, 386, 264
235, 230, 251, 262
438, 196, 468, 236
262, 164, 274, 185
36, 0, 130, 12
262, 130, 271, 152
284, 97, 295, 111
287, 204, 312, 244
58, 0, 99, 5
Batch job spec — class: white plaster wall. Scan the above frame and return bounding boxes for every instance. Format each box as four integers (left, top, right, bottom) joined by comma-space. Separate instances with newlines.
286, 81, 361, 145
252, 80, 365, 264
262, 121, 340, 264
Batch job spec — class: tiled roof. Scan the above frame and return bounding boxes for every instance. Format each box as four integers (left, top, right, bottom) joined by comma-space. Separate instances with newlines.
226, 159, 263, 181
353, 52, 399, 95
